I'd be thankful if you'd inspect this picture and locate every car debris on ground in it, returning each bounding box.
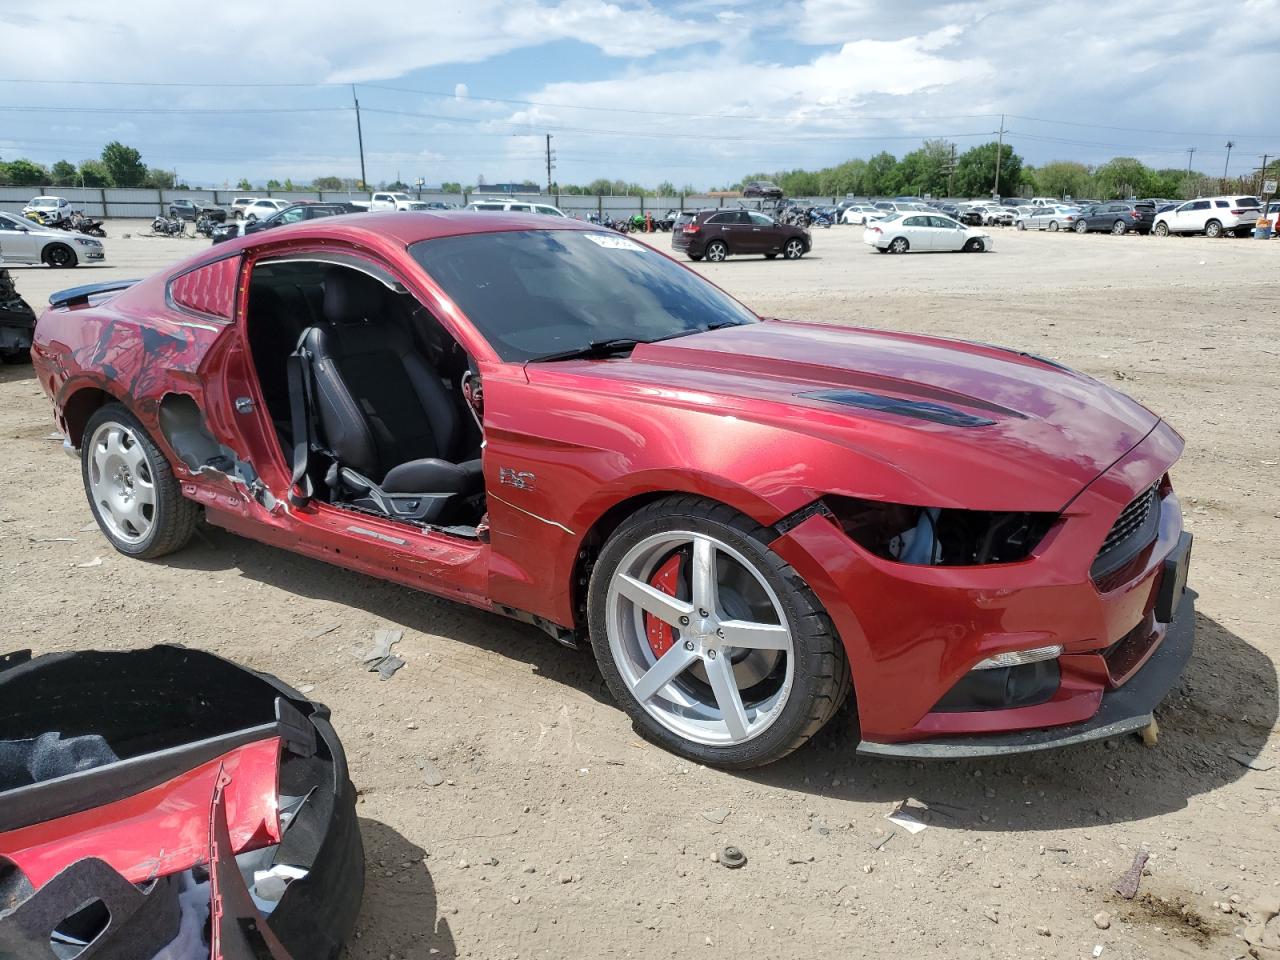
[0,645,364,959]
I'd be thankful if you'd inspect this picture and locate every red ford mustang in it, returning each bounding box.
[31,212,1193,768]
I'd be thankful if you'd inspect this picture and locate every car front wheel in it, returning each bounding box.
[81,404,199,559]
[963,238,985,252]
[1075,220,1088,234]
[783,238,805,259]
[43,243,77,268]
[588,495,851,768]
[1204,219,1222,238]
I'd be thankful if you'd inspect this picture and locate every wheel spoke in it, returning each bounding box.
[632,644,698,702]
[719,619,790,651]
[690,536,717,615]
[91,442,110,482]
[133,478,156,507]
[121,437,147,473]
[705,654,749,741]
[105,427,124,458]
[615,574,693,627]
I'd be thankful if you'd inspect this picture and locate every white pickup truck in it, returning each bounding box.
[368,192,416,211]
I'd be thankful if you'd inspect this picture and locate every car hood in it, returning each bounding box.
[559,320,1165,511]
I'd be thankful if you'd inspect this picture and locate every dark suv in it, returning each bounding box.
[742,180,783,200]
[671,209,810,262]
[167,198,227,222]
[1074,201,1155,235]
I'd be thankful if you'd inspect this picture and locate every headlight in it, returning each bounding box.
[823,496,1058,566]
[74,237,102,247]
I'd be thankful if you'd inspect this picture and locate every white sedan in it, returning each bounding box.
[0,211,105,267]
[242,198,291,222]
[863,213,993,253]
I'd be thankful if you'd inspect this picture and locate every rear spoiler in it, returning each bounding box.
[49,279,141,309]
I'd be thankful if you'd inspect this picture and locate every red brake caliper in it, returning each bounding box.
[645,553,684,657]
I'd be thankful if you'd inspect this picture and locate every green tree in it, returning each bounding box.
[143,167,175,189]
[0,158,48,185]
[1032,161,1090,200]
[895,139,953,196]
[78,159,110,187]
[50,160,78,186]
[100,141,146,187]
[953,142,1023,197]
[655,180,676,196]
[863,152,902,196]
[387,180,409,191]
[1147,167,1188,199]
[441,181,462,193]
[1091,157,1151,199]
[266,179,283,190]
[311,176,344,191]
[235,178,253,190]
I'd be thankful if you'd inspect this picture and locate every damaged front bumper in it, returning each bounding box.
[857,588,1195,758]
[0,645,364,959]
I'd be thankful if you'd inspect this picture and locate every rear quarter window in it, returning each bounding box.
[1234,197,1260,207]
[168,257,239,321]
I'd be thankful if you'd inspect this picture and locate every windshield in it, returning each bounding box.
[411,229,758,361]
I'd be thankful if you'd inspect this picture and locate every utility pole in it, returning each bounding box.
[946,143,956,197]
[1223,140,1234,181]
[352,85,367,191]
[1185,147,1196,174]
[992,114,1005,199]
[545,134,555,195]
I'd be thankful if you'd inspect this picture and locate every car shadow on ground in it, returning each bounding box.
[167,530,1274,833]
[745,607,1278,833]
[349,818,456,959]
[166,525,614,708]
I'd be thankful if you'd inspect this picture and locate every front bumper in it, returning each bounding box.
[858,587,1193,757]
[769,419,1190,753]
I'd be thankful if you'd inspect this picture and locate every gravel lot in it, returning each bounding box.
[2,220,1278,960]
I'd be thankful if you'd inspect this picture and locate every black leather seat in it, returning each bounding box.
[299,269,482,520]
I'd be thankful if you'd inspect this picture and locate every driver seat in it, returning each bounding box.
[298,268,482,522]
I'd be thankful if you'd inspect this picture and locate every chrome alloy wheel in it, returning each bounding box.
[87,421,156,544]
[605,531,794,746]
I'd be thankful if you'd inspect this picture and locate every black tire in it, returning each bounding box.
[1204,219,1222,238]
[587,495,852,769]
[688,253,703,261]
[783,238,805,259]
[888,236,909,253]
[764,253,778,259]
[705,240,728,262]
[81,403,199,559]
[1111,220,1128,235]
[1154,222,1169,237]
[1075,220,1088,234]
[43,243,77,268]
[963,238,984,252]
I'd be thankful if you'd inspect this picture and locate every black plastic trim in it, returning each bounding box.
[798,388,998,427]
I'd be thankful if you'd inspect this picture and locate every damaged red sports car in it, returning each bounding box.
[31,212,1194,768]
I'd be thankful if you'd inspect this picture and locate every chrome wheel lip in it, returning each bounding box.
[86,421,156,545]
[605,530,794,747]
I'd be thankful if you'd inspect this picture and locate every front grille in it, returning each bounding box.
[1091,482,1160,581]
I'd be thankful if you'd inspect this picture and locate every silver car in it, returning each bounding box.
[1015,205,1082,232]
[0,211,105,267]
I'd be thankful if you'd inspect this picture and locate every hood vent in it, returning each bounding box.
[799,389,997,427]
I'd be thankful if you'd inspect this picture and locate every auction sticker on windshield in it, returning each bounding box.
[585,233,642,250]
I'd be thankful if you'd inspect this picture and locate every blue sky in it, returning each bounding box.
[1,0,1277,189]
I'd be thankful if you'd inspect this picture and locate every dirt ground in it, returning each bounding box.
[2,220,1278,960]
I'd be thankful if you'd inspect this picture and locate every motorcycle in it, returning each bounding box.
[67,211,106,238]
[194,213,217,238]
[151,215,187,237]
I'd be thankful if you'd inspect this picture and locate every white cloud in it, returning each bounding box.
[454,83,469,100]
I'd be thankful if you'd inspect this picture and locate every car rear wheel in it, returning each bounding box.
[1016,221,1026,231]
[588,495,851,768]
[888,237,909,254]
[1111,220,1128,235]
[82,404,199,559]
[1075,220,1088,234]
[963,238,985,252]
[783,238,805,259]
[705,240,728,262]
[1048,221,1059,232]
[43,243,77,268]
[1153,222,1169,237]
[1204,219,1222,238]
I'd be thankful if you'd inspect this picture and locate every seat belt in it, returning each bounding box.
[286,339,315,506]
